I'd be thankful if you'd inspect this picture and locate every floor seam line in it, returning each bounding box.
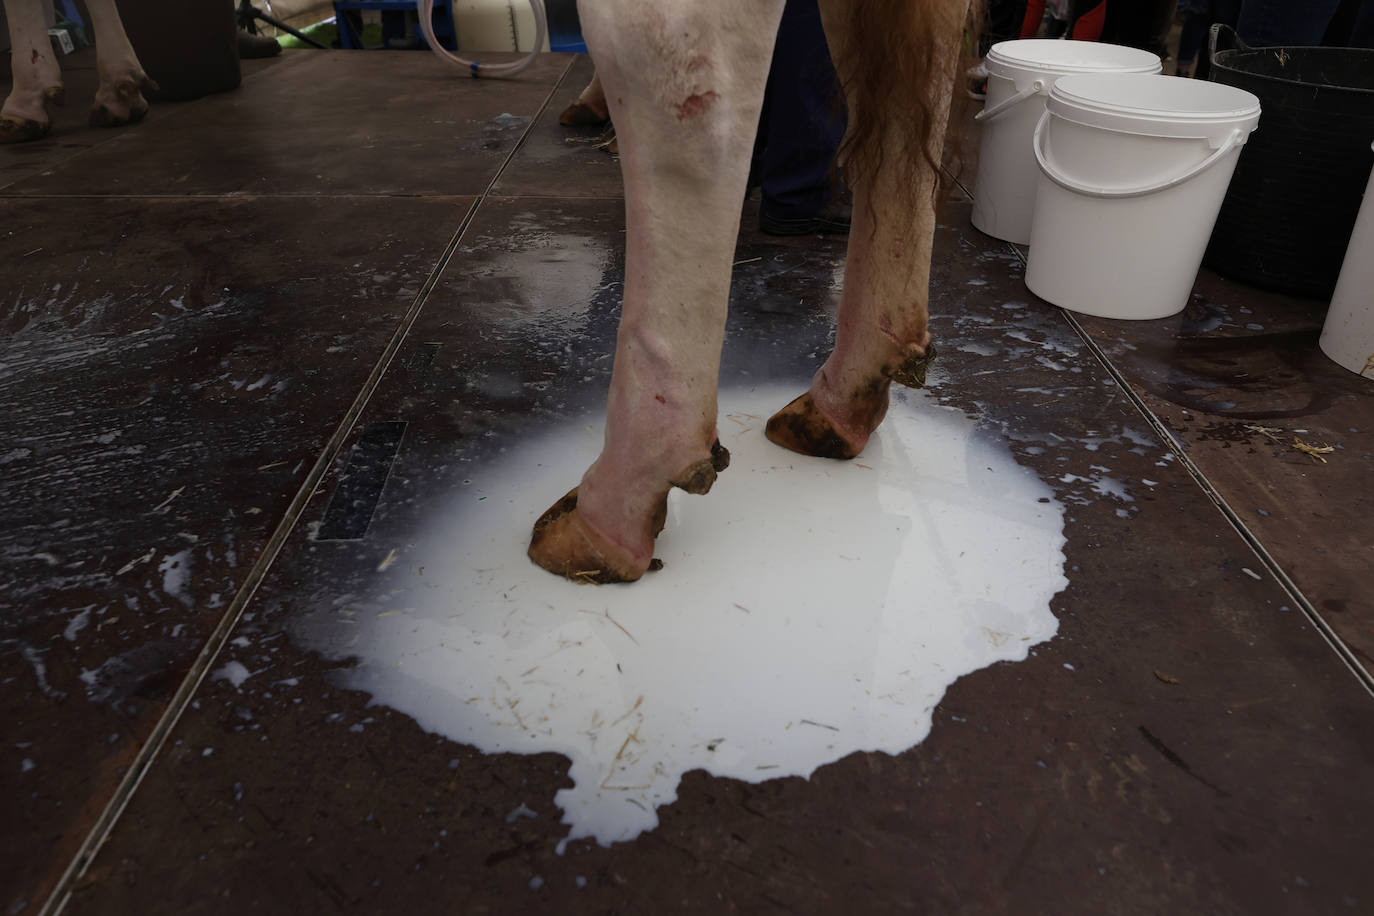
[482,55,580,197]
[995,238,1373,696]
[39,55,578,916]
[39,195,475,916]
[1033,273,1374,699]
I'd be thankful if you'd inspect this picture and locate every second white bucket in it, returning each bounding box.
[1025,74,1261,321]
[970,40,1161,245]
[1319,145,1374,380]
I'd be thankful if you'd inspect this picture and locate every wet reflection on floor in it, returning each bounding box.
[12,49,1374,916]
[291,384,1067,850]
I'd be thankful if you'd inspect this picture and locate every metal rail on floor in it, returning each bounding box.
[1053,302,1374,701]
[39,55,580,916]
[951,164,1374,701]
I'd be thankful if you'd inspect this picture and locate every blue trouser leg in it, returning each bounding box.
[757,0,847,219]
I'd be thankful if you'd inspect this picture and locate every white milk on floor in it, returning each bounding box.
[302,384,1068,850]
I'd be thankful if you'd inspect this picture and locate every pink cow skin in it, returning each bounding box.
[2,0,156,141]
[529,0,973,583]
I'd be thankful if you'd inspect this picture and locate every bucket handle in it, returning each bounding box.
[1033,111,1244,200]
[974,79,1048,123]
[1208,23,1251,65]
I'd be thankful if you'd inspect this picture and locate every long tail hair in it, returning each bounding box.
[829,0,983,201]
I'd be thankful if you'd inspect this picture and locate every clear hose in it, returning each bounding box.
[418,0,549,78]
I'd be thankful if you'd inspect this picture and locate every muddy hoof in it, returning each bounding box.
[558,100,610,128]
[88,104,120,127]
[89,98,148,128]
[889,341,937,388]
[89,75,157,128]
[593,126,618,155]
[668,440,731,494]
[0,86,62,143]
[710,438,731,473]
[765,393,865,460]
[0,116,52,143]
[528,489,649,584]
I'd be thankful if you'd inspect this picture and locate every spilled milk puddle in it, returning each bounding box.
[295,385,1068,850]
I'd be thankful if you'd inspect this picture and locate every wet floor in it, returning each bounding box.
[3,48,1372,916]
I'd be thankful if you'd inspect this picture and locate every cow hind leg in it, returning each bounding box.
[84,0,157,127]
[528,1,786,583]
[766,0,972,460]
[1,0,65,142]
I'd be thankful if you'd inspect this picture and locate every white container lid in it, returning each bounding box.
[1048,73,1261,144]
[985,39,1162,81]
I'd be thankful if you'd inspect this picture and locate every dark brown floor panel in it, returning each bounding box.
[0,194,472,913]
[1073,274,1374,679]
[4,49,572,198]
[0,47,294,192]
[65,198,1374,916]
[0,47,122,191]
[492,54,623,199]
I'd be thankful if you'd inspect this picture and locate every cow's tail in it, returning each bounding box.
[826,0,982,202]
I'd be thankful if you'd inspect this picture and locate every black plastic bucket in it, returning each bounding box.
[121,0,240,102]
[1204,24,1374,299]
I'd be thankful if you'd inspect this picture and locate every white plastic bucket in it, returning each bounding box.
[970,40,1161,245]
[1025,74,1261,320]
[1319,145,1374,380]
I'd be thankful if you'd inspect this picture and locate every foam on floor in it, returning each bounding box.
[301,385,1068,850]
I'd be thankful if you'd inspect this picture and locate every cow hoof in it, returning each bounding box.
[889,341,937,389]
[0,85,64,143]
[768,341,936,459]
[558,99,610,128]
[669,439,730,494]
[0,115,52,143]
[528,489,650,584]
[765,392,867,460]
[89,73,157,128]
[594,126,619,156]
[89,97,149,128]
[529,444,728,583]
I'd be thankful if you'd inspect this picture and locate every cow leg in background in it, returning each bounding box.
[83,0,157,127]
[1,0,64,141]
[767,0,970,459]
[558,69,609,127]
[529,1,786,583]
[0,0,155,141]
